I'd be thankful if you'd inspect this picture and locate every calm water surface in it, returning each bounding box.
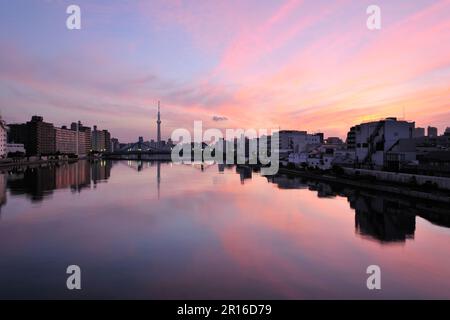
[0,160,449,299]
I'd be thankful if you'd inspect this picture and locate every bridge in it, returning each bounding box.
[104,137,172,160]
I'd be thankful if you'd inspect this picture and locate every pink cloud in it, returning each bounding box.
[1,1,450,141]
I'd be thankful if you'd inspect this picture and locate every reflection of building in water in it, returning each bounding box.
[267,175,337,197]
[189,162,216,172]
[0,173,7,216]
[267,175,308,190]
[306,181,336,198]
[236,166,252,184]
[126,160,145,172]
[55,161,91,192]
[6,160,113,201]
[217,164,236,173]
[91,160,112,186]
[350,194,416,243]
[123,160,165,199]
[265,173,449,244]
[8,166,57,201]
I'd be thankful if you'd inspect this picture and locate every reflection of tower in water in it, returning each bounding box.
[123,160,162,199]
[157,161,161,200]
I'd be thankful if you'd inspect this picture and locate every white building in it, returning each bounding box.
[307,153,334,170]
[354,117,414,169]
[0,115,8,159]
[288,136,352,169]
[332,149,356,167]
[279,130,322,154]
[288,148,336,170]
[6,143,26,155]
[307,134,322,145]
[288,152,309,165]
[385,139,417,171]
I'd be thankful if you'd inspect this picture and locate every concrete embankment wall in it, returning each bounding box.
[104,154,172,161]
[0,158,78,170]
[279,168,450,204]
[343,168,450,191]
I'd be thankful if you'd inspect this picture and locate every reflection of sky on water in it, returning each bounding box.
[0,161,449,299]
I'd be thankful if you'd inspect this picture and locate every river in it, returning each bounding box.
[0,160,449,299]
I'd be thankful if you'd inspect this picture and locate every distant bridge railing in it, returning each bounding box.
[105,149,172,156]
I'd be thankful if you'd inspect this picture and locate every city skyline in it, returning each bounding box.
[1,109,447,146]
[1,1,450,141]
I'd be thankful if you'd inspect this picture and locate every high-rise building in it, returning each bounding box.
[427,126,438,137]
[8,123,27,144]
[0,115,8,158]
[28,116,56,155]
[103,129,111,153]
[76,130,88,156]
[55,126,77,154]
[9,116,55,156]
[111,138,120,152]
[91,126,111,152]
[444,127,450,137]
[91,125,106,152]
[71,122,91,154]
[414,127,425,138]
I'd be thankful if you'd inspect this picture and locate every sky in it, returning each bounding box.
[1,0,450,142]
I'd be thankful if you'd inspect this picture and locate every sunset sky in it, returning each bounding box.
[1,0,449,141]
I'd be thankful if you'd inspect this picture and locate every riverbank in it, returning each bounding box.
[0,158,79,170]
[103,154,172,161]
[278,167,450,204]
